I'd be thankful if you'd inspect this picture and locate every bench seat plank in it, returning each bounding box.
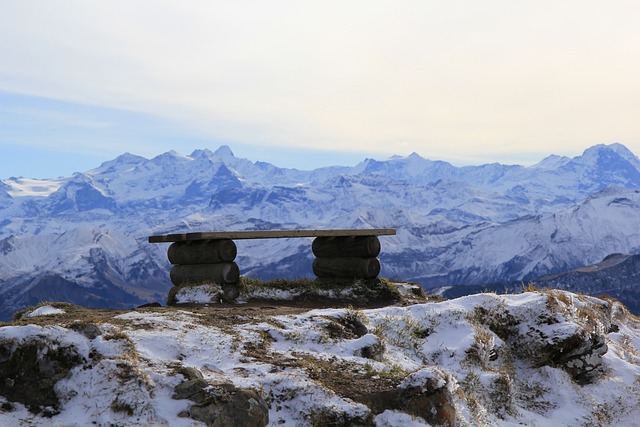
[149,228,396,243]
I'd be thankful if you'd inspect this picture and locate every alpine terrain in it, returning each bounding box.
[2,143,640,319]
[1,288,640,426]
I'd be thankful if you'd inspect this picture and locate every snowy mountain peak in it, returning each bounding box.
[88,153,147,178]
[609,141,636,155]
[530,154,572,169]
[188,148,215,159]
[150,150,190,166]
[48,174,116,213]
[106,152,146,166]
[579,143,637,164]
[609,142,640,169]
[213,145,236,160]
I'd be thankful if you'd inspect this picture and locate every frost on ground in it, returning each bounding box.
[1,290,640,426]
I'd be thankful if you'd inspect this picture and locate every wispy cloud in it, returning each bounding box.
[1,106,112,129]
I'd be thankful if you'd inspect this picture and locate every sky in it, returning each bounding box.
[1,1,640,179]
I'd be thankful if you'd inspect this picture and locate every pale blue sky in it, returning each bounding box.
[2,1,640,179]
[0,91,370,178]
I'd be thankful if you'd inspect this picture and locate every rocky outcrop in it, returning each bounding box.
[355,368,457,427]
[0,336,84,415]
[173,377,269,427]
[472,291,610,385]
[540,331,608,385]
[1,291,638,426]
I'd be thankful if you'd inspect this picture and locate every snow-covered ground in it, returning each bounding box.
[1,290,640,426]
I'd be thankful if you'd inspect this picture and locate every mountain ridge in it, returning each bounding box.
[2,143,640,318]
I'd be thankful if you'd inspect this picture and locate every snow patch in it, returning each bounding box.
[23,305,66,317]
[5,177,64,196]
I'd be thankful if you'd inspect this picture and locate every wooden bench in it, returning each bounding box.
[148,228,396,288]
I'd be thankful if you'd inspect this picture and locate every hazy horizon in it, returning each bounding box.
[2,1,640,178]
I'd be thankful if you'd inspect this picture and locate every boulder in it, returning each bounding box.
[0,338,84,415]
[68,322,104,340]
[542,332,608,384]
[173,380,269,427]
[355,368,456,427]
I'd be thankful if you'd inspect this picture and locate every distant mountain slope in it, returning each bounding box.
[403,187,640,286]
[431,253,640,313]
[531,253,640,313]
[2,143,640,318]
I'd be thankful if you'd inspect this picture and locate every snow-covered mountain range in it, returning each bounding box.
[2,143,640,319]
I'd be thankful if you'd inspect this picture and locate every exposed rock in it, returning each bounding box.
[324,313,369,342]
[355,368,456,427]
[470,292,609,385]
[68,322,103,340]
[355,335,386,361]
[173,380,269,427]
[310,407,374,427]
[177,366,204,381]
[339,313,368,337]
[401,385,456,426]
[222,283,240,303]
[173,379,217,402]
[543,332,608,384]
[0,338,84,415]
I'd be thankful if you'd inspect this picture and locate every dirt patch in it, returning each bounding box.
[297,353,401,397]
[3,300,363,328]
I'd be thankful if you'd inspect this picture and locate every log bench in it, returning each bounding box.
[148,229,396,293]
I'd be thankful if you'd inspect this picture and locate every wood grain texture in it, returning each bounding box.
[312,257,381,279]
[170,263,240,286]
[168,240,237,264]
[312,236,381,258]
[149,228,396,243]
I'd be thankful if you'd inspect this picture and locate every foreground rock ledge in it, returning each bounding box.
[1,289,639,426]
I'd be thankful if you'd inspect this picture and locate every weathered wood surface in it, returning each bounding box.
[312,236,381,258]
[168,240,237,265]
[170,263,240,286]
[312,257,381,279]
[149,228,396,243]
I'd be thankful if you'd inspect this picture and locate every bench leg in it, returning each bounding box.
[166,239,241,305]
[311,236,382,279]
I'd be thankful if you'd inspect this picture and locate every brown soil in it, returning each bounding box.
[2,299,414,402]
[4,299,393,327]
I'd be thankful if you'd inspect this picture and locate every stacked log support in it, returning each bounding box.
[167,239,240,288]
[312,236,382,279]
[170,263,240,285]
[168,239,237,265]
[150,229,397,304]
